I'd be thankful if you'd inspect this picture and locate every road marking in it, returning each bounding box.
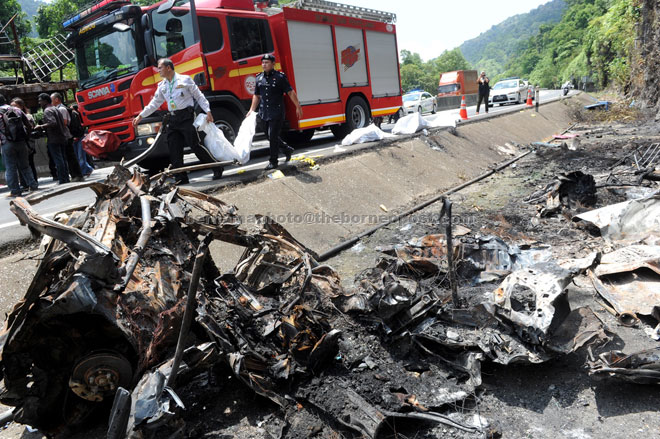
[0,210,58,230]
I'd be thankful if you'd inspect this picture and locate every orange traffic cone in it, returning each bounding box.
[459,95,468,120]
[526,88,533,106]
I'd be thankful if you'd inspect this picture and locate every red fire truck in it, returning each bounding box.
[64,0,402,166]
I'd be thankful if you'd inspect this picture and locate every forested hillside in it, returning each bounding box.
[18,0,43,36]
[503,0,638,89]
[18,0,43,18]
[397,0,568,94]
[459,0,566,78]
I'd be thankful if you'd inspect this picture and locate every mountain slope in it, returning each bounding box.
[17,0,44,37]
[18,0,43,18]
[459,0,566,77]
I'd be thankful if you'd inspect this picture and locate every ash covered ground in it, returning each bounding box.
[1,114,659,439]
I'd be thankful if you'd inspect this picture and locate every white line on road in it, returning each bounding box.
[0,211,58,230]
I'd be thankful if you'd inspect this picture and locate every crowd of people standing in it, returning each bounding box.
[0,92,95,197]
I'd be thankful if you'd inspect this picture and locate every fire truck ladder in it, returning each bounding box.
[22,34,75,83]
[290,0,396,23]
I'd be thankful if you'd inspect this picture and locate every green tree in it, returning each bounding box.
[36,0,87,38]
[584,0,639,89]
[500,0,633,89]
[399,48,472,94]
[0,0,31,40]
[400,49,422,66]
[434,48,471,73]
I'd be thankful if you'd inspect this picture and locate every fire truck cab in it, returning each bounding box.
[65,0,402,166]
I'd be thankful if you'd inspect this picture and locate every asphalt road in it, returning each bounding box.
[0,88,572,247]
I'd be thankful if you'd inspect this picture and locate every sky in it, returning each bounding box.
[342,0,552,61]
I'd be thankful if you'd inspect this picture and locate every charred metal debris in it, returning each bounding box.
[520,140,660,388]
[0,157,658,439]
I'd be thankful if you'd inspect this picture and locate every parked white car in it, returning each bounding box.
[403,91,437,114]
[488,78,530,107]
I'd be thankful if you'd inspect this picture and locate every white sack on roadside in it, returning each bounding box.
[392,112,430,134]
[392,111,458,135]
[426,111,458,128]
[341,124,395,146]
[194,114,241,162]
[234,112,257,164]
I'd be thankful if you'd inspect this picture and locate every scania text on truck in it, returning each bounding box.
[65,0,403,166]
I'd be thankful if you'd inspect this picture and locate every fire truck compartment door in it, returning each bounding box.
[365,31,399,97]
[335,27,368,88]
[287,21,339,105]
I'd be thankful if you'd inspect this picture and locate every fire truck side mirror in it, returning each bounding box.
[113,23,131,32]
[142,14,156,66]
[141,14,151,30]
[157,0,176,14]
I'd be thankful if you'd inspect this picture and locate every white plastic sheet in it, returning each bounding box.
[425,111,459,128]
[392,113,429,135]
[233,112,257,164]
[340,124,395,146]
[392,111,457,135]
[194,114,241,162]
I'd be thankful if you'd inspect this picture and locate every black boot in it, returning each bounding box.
[284,146,294,162]
[212,167,224,180]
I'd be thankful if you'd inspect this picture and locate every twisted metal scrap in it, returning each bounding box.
[0,166,243,434]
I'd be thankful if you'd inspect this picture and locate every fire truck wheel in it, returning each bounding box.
[283,129,315,145]
[331,95,369,139]
[212,107,241,143]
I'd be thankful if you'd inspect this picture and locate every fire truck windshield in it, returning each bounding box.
[77,24,141,89]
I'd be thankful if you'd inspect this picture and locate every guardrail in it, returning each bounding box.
[436,94,478,111]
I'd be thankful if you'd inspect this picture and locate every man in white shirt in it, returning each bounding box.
[133,58,221,183]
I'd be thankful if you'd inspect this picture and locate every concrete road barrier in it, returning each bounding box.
[207,93,594,267]
[436,94,477,111]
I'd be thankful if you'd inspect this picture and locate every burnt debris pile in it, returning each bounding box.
[1,123,660,439]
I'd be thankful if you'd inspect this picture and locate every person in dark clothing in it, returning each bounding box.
[133,58,222,184]
[34,93,70,184]
[247,53,303,170]
[69,104,94,176]
[10,98,38,188]
[51,92,84,182]
[0,93,38,197]
[476,71,490,114]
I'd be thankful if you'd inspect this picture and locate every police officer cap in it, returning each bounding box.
[261,53,276,62]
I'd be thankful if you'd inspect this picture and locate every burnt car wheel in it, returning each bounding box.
[69,351,133,402]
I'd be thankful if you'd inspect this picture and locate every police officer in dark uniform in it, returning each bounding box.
[247,53,303,170]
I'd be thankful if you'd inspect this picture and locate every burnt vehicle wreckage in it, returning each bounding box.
[0,131,659,438]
